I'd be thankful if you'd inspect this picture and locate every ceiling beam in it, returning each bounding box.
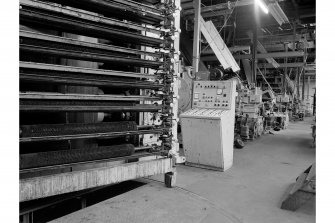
[182,0,250,11]
[202,51,310,61]
[183,9,233,20]
[182,0,254,15]
[234,33,315,45]
[201,45,251,55]
[258,62,305,68]
[264,41,315,51]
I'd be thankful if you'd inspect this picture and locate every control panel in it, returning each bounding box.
[192,81,233,110]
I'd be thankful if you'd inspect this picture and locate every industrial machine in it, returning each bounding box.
[19,0,183,218]
[235,86,264,140]
[180,80,237,171]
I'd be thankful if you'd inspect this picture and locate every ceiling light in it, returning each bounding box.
[268,1,289,25]
[255,0,269,14]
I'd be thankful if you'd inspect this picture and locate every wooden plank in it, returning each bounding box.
[20,158,173,202]
[200,17,240,72]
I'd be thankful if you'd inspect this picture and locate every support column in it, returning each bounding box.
[307,76,310,101]
[302,47,308,101]
[313,92,316,116]
[252,2,259,84]
[297,67,300,100]
[192,0,201,74]
[284,43,288,94]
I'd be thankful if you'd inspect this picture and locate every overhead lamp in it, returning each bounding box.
[268,1,289,25]
[255,0,269,14]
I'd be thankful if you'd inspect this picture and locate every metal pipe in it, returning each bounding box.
[19,104,162,112]
[283,43,288,94]
[20,92,161,101]
[252,2,259,84]
[20,129,168,142]
[192,0,201,75]
[307,76,310,101]
[302,49,307,100]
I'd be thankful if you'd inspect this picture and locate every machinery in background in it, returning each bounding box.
[234,83,292,143]
[180,80,237,171]
[209,66,239,81]
[235,86,264,141]
[300,99,313,117]
[271,94,290,130]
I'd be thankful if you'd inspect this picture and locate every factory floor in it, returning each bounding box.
[51,117,316,223]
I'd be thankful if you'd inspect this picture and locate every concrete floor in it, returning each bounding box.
[52,118,315,223]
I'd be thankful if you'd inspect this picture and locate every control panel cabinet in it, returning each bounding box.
[180,80,237,171]
[192,81,233,109]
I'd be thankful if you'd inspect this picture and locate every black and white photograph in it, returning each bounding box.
[2,0,333,222]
